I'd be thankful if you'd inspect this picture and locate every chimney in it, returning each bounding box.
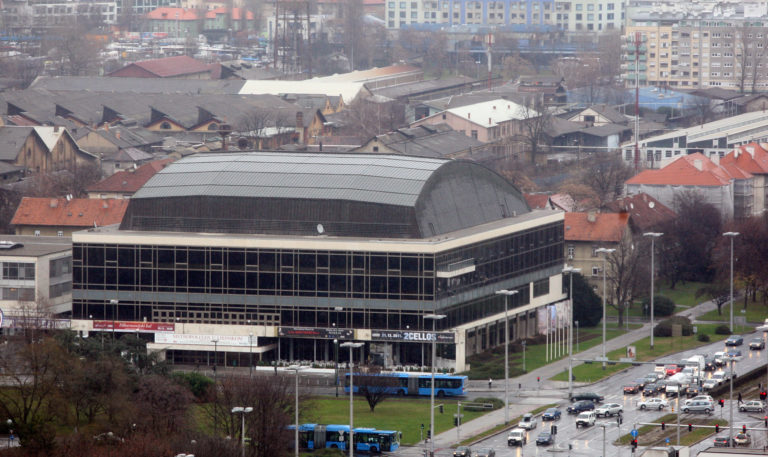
[467,112,471,119]
[296,111,304,128]
[53,125,59,133]
[116,131,121,139]
[587,211,597,223]
[489,117,492,125]
[693,159,703,171]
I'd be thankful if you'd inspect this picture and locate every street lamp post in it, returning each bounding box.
[595,247,615,369]
[563,265,581,398]
[334,338,340,398]
[729,358,735,445]
[6,419,11,448]
[495,289,518,424]
[287,365,307,457]
[424,313,446,455]
[723,232,739,333]
[231,406,253,457]
[340,342,364,457]
[575,321,579,352]
[249,333,254,378]
[212,338,219,433]
[643,232,663,349]
[109,299,118,344]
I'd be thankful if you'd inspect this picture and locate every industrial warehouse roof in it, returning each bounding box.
[122,152,531,238]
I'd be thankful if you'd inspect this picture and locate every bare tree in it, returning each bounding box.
[518,97,552,165]
[606,234,643,327]
[134,375,194,436]
[579,152,634,210]
[355,370,400,412]
[236,108,295,149]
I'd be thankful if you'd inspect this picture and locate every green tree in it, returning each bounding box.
[568,272,602,327]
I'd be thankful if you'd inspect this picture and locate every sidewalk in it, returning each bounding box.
[425,299,721,451]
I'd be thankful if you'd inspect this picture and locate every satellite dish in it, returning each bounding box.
[317,224,325,234]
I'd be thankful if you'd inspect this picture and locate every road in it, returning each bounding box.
[398,329,768,457]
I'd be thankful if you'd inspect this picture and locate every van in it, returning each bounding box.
[576,411,596,427]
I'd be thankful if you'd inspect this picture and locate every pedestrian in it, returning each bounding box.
[488,378,493,390]
[738,392,743,404]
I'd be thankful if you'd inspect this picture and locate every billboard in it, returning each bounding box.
[371,330,455,343]
[278,327,354,339]
[93,320,175,333]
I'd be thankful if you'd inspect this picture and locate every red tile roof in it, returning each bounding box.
[626,153,740,186]
[205,7,254,19]
[146,7,199,20]
[111,55,212,78]
[564,212,629,242]
[86,159,174,194]
[11,197,129,228]
[720,142,768,175]
[605,193,676,232]
[524,193,550,209]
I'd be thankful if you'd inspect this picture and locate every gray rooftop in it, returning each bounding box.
[30,76,246,94]
[0,126,34,161]
[0,235,71,257]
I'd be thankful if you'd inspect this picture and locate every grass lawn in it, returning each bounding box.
[464,323,641,380]
[302,397,492,445]
[550,323,750,383]
[613,281,707,320]
[616,413,728,447]
[699,299,768,324]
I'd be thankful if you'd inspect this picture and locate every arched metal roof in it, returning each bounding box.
[122,152,530,238]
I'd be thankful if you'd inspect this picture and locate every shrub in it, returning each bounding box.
[697,333,711,342]
[653,316,693,337]
[170,371,214,401]
[715,324,731,335]
[642,296,676,317]
[466,397,504,410]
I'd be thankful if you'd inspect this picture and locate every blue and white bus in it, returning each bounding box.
[289,424,401,453]
[344,372,468,397]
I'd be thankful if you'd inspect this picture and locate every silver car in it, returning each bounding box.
[739,401,765,413]
[682,400,713,414]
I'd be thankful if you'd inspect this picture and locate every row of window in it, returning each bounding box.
[3,262,35,281]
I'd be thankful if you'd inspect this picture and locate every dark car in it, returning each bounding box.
[624,384,641,394]
[454,446,472,457]
[725,335,744,346]
[749,338,766,350]
[472,448,496,457]
[686,385,702,397]
[536,432,554,446]
[643,383,661,396]
[703,357,717,372]
[713,437,732,447]
[570,392,604,403]
[567,400,595,414]
[633,378,648,389]
[541,408,561,421]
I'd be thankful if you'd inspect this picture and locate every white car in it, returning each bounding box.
[702,378,719,390]
[685,395,714,406]
[638,398,669,410]
[595,403,623,417]
[519,413,537,430]
[575,411,596,428]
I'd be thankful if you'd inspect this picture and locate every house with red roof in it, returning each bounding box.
[625,153,747,220]
[605,193,676,234]
[108,55,214,79]
[564,212,630,293]
[11,197,129,237]
[86,159,174,199]
[719,142,768,218]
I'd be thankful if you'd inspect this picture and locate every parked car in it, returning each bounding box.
[749,338,765,350]
[623,384,641,394]
[519,414,537,430]
[567,401,595,414]
[726,335,744,346]
[682,400,714,414]
[454,446,472,457]
[536,432,553,446]
[570,392,604,403]
[595,403,623,417]
[637,398,669,410]
[739,400,765,412]
[575,411,596,428]
[541,408,561,421]
[734,433,751,446]
[507,429,526,446]
[713,436,733,447]
[473,448,495,457]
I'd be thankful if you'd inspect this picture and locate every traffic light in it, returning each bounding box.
[551,425,558,435]
[764,416,767,427]
[426,430,431,439]
[743,425,747,433]
[715,424,720,433]
[661,422,666,430]
[631,439,638,450]
[688,424,693,432]
[439,404,444,414]
[760,391,767,401]
[719,399,725,408]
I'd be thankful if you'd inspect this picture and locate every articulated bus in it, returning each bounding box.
[289,424,401,453]
[344,372,468,397]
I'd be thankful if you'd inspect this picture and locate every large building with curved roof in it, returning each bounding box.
[71,152,566,371]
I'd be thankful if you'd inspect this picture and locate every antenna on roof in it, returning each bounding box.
[66,194,72,201]
[317,224,325,234]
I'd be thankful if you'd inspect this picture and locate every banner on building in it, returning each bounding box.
[371,330,455,344]
[155,333,255,347]
[278,326,354,339]
[93,320,175,333]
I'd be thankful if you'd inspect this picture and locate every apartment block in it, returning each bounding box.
[623,1,768,90]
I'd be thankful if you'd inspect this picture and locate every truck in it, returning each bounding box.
[685,355,705,374]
